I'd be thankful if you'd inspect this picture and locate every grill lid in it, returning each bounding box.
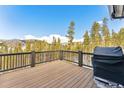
[94,46,123,57]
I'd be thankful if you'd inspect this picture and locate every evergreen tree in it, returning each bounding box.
[66,21,75,44]
[4,46,8,53]
[34,40,42,52]
[25,40,31,52]
[83,31,90,52]
[9,48,13,53]
[90,22,101,49]
[103,17,108,26]
[111,30,119,46]
[52,37,57,50]
[102,17,111,46]
[17,42,22,52]
[56,38,61,50]
[118,28,124,48]
[13,47,18,53]
[0,43,8,53]
[74,42,83,51]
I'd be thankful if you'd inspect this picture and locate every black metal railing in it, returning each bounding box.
[0,50,93,72]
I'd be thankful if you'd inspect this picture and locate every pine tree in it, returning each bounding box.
[9,48,13,53]
[102,17,108,26]
[13,47,18,53]
[102,17,111,46]
[0,43,8,53]
[4,46,8,53]
[43,41,49,51]
[90,22,101,50]
[25,40,31,52]
[34,40,42,52]
[118,28,124,48]
[66,21,75,44]
[17,42,22,52]
[111,30,119,46]
[56,38,61,50]
[52,37,57,50]
[75,42,83,51]
[83,31,90,52]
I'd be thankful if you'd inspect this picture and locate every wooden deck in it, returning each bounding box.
[0,61,96,88]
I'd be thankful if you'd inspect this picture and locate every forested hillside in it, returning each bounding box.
[0,18,124,54]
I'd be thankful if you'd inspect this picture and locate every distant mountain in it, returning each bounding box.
[0,39,25,48]
[0,39,70,48]
[0,39,47,48]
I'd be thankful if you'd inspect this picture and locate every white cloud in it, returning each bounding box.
[73,38,84,42]
[24,34,84,43]
[24,35,38,40]
[97,21,103,25]
[24,34,69,43]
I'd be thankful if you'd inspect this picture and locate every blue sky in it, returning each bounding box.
[0,5,124,40]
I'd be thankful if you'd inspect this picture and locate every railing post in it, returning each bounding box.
[59,50,63,60]
[78,51,83,67]
[31,51,36,67]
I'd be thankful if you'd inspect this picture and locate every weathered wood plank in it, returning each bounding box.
[42,66,82,88]
[0,61,95,88]
[0,61,65,87]
[14,63,73,88]
[61,68,90,88]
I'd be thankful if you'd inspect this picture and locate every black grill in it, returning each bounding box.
[92,46,124,86]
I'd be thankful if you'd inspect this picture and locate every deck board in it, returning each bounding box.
[0,60,96,88]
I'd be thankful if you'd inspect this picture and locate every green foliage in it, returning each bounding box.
[102,17,111,46]
[9,48,13,53]
[1,18,124,54]
[17,42,23,52]
[91,22,101,49]
[66,21,75,44]
[0,43,8,53]
[83,31,90,52]
[51,37,62,51]
[25,40,31,52]
[83,31,90,45]
[103,17,108,26]
[111,30,119,46]
[118,28,124,47]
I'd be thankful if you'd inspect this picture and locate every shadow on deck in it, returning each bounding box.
[0,60,96,88]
